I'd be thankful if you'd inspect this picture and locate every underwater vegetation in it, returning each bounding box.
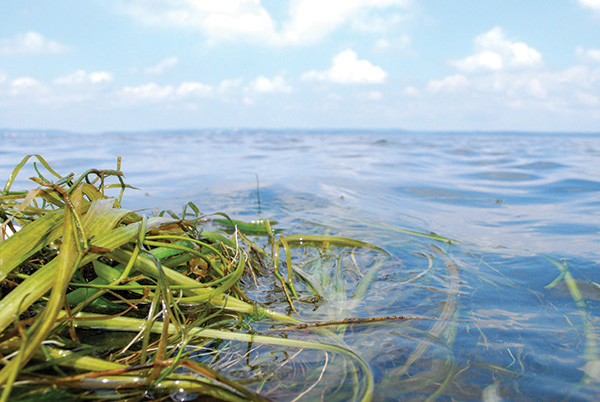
[0,155,599,401]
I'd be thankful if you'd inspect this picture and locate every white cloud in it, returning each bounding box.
[217,77,244,94]
[374,35,411,52]
[281,0,410,44]
[403,85,419,96]
[177,81,213,97]
[247,75,292,94]
[118,83,175,104]
[578,0,600,11]
[117,80,219,105]
[144,57,179,74]
[452,27,542,73]
[0,76,52,105]
[118,0,410,45]
[0,31,69,55]
[576,46,600,63]
[119,0,276,42]
[301,49,387,84]
[9,77,47,96]
[363,90,383,100]
[351,11,406,33]
[576,90,599,106]
[53,70,114,86]
[424,64,600,113]
[427,74,469,92]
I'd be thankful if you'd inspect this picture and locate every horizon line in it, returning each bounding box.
[2,127,600,136]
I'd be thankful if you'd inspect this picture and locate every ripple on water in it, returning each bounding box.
[516,161,565,170]
[401,186,502,207]
[467,171,539,181]
[536,178,600,194]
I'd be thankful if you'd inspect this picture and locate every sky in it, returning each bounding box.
[1,0,600,133]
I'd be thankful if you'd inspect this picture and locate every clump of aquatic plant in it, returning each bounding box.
[0,155,385,401]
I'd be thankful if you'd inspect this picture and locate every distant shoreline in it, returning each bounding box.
[2,128,600,137]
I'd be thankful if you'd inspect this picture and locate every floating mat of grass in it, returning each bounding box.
[0,155,390,401]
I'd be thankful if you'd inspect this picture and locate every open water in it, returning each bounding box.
[1,130,600,401]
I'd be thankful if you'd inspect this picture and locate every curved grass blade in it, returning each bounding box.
[214,218,281,236]
[71,312,374,402]
[281,234,390,256]
[544,256,600,394]
[0,209,64,282]
[0,189,81,388]
[0,213,170,335]
[2,154,62,195]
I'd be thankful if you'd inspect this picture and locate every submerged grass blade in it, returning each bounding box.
[282,234,390,256]
[71,312,374,402]
[544,256,600,390]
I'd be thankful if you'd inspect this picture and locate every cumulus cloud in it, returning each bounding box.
[374,35,411,52]
[363,90,383,100]
[301,49,387,84]
[118,83,176,104]
[217,77,244,94]
[177,81,213,97]
[279,0,410,45]
[118,81,217,104]
[144,57,179,74]
[427,74,469,92]
[118,0,276,42]
[8,77,47,96]
[425,64,600,112]
[451,27,542,73]
[53,70,114,86]
[0,31,69,55]
[576,46,600,63]
[578,0,600,11]
[403,85,419,96]
[117,0,410,45]
[0,71,114,106]
[247,75,292,94]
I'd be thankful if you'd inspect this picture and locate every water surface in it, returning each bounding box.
[2,130,600,401]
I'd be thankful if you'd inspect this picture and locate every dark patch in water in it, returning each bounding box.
[537,178,600,195]
[468,171,539,181]
[517,161,564,170]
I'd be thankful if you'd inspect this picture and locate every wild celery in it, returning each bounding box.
[0,155,385,401]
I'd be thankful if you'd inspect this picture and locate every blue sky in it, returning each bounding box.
[1,0,600,132]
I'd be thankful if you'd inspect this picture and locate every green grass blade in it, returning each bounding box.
[282,234,390,256]
[0,194,80,387]
[0,214,170,334]
[1,154,62,195]
[72,312,374,402]
[0,209,64,282]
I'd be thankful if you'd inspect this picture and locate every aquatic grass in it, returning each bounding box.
[376,243,461,400]
[1,156,390,401]
[544,256,600,398]
[3,155,536,401]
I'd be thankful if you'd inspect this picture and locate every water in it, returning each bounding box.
[2,130,600,401]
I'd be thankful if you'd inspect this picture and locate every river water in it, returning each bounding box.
[2,130,600,401]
